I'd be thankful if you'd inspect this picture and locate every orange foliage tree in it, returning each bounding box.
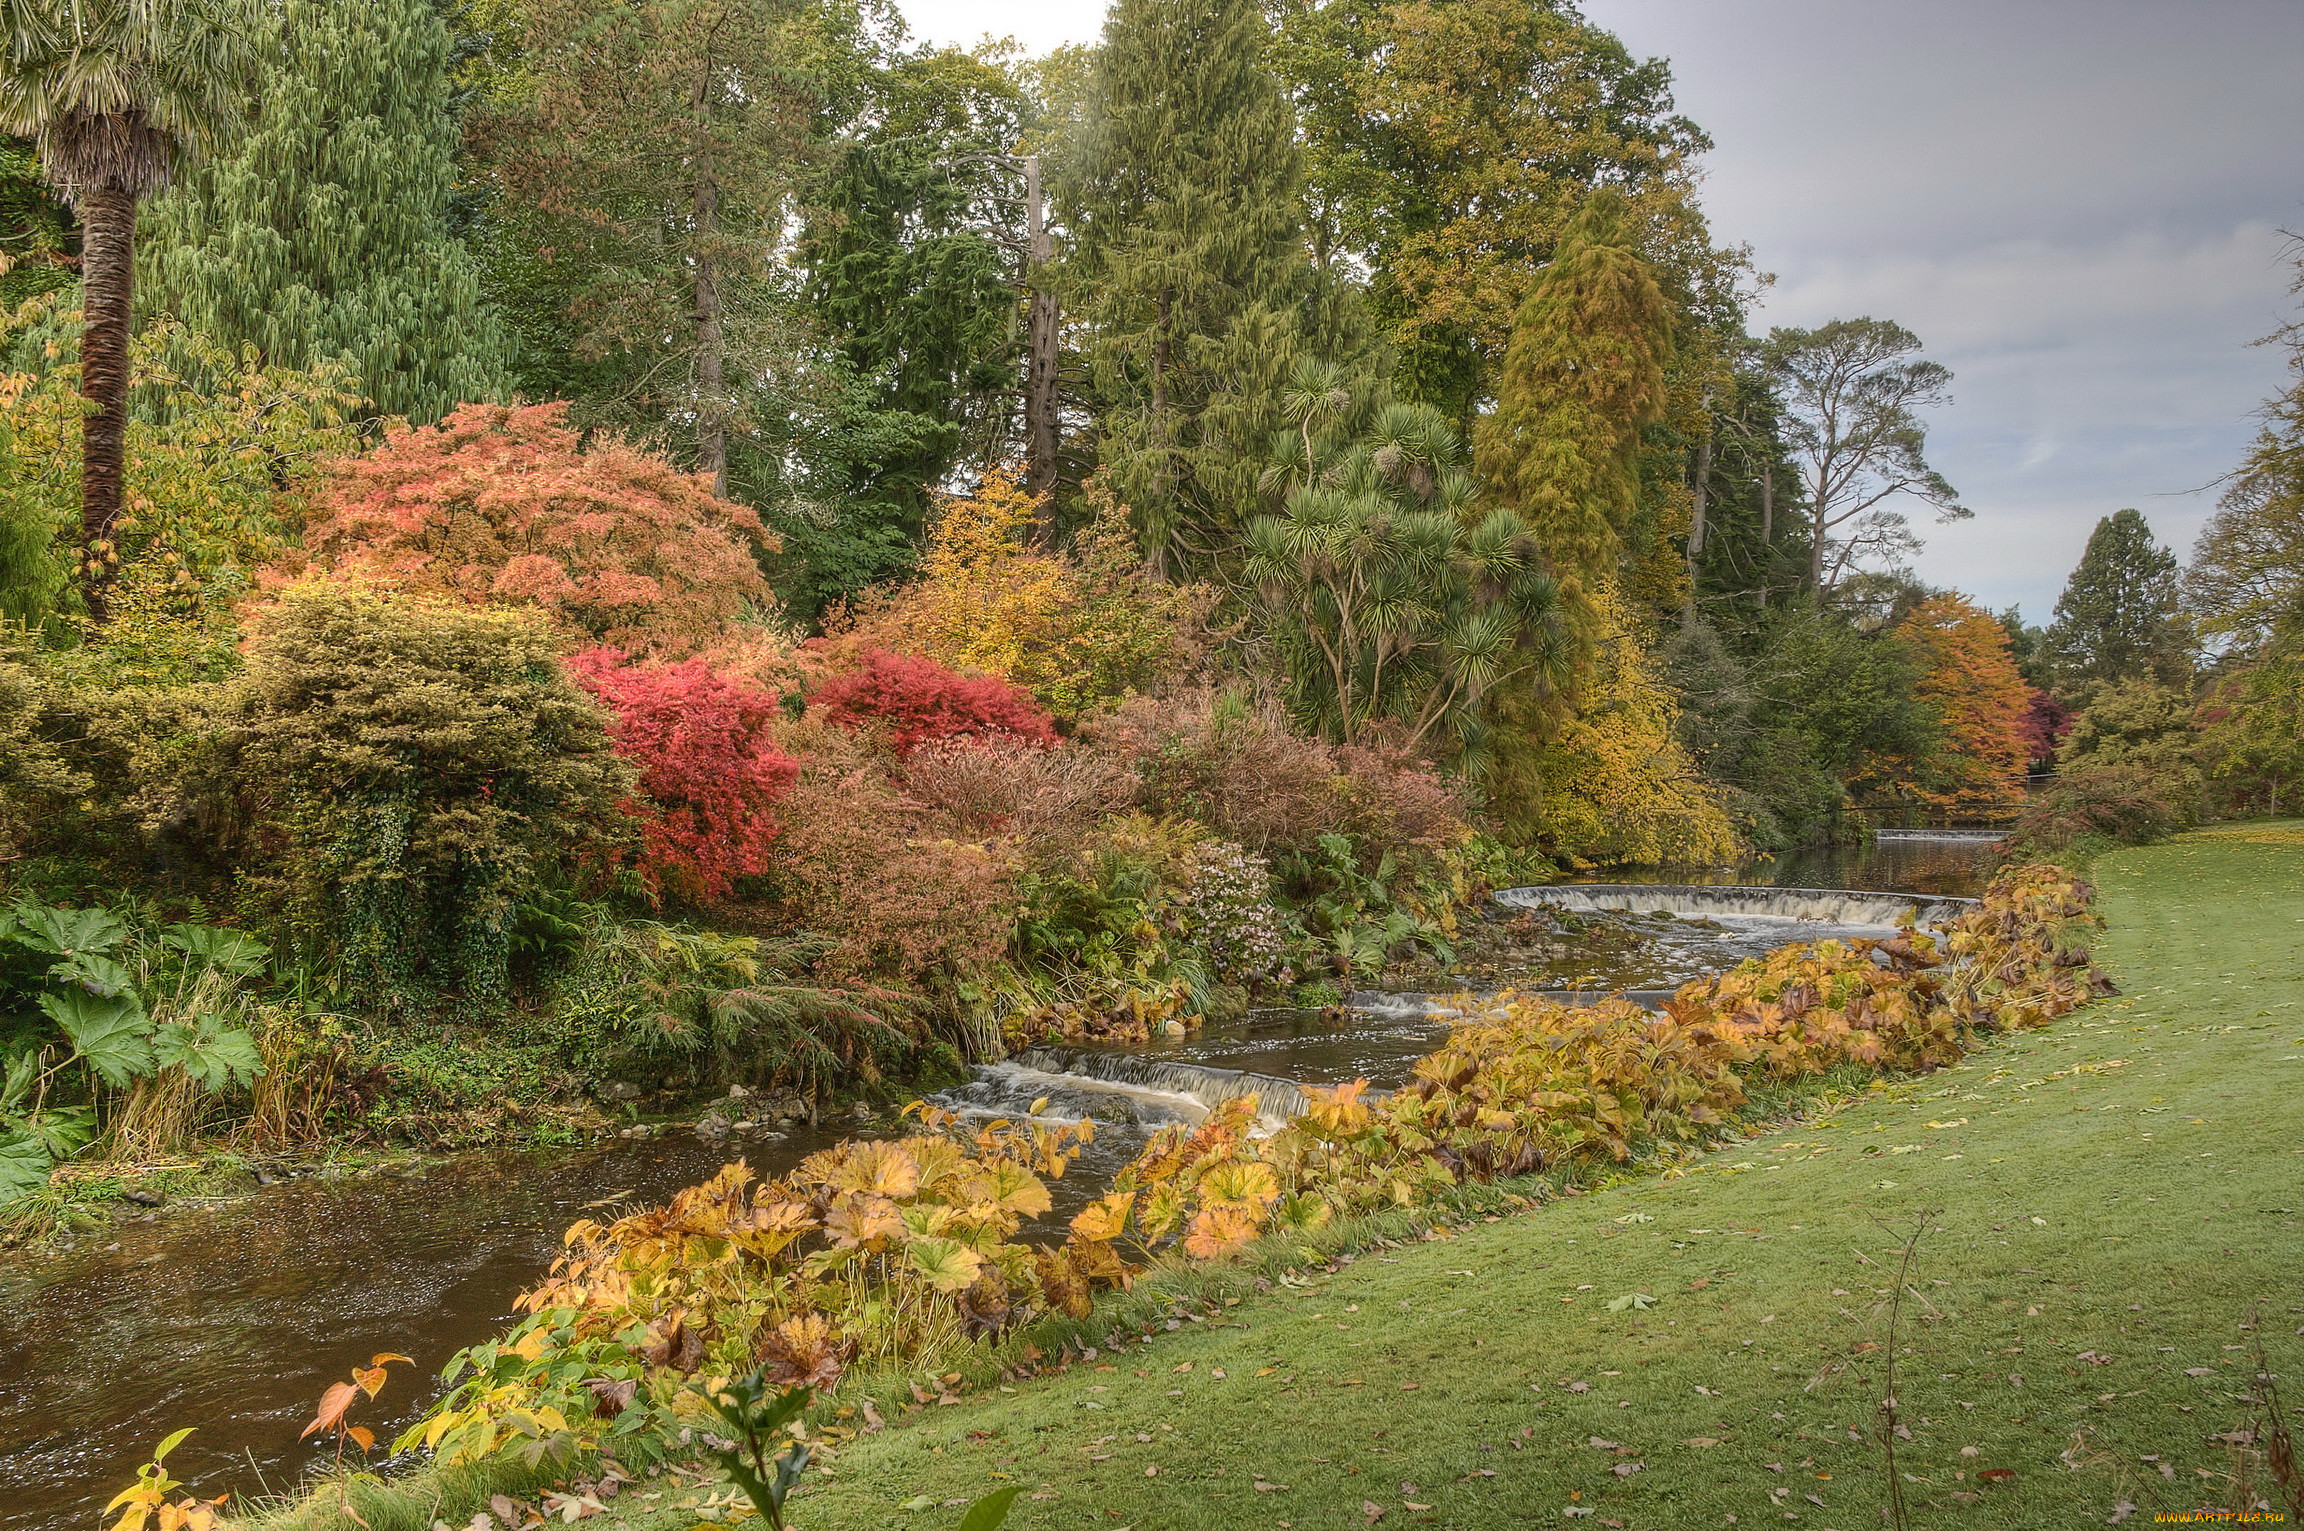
[296,402,773,653]
[1891,592,2032,804]
[839,467,1202,720]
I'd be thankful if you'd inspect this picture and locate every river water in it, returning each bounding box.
[0,839,1992,1527]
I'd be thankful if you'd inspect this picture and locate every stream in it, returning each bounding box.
[0,839,1993,1527]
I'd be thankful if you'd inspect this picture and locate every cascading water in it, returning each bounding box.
[1497,882,1975,928]
[938,1048,1311,1130]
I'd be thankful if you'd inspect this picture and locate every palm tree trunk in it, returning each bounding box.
[78,183,137,623]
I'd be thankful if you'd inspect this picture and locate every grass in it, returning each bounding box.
[236,831,2304,1529]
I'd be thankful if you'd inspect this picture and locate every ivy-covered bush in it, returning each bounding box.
[208,583,633,1011]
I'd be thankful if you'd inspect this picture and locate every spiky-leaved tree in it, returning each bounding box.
[1247,370,1569,763]
[0,0,255,619]
[139,0,508,424]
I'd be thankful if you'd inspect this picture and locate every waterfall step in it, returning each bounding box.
[1496,883,1975,929]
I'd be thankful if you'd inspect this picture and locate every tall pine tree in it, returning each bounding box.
[1060,0,1309,574]
[1473,189,1675,629]
[139,0,505,423]
[2043,507,2191,691]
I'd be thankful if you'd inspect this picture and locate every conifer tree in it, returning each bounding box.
[139,0,505,424]
[2043,508,2191,691]
[1060,0,1310,573]
[1473,189,1675,630]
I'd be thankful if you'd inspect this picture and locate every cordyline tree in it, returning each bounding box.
[139,0,507,424]
[1248,368,1570,760]
[470,0,824,497]
[0,0,257,620]
[298,402,774,654]
[1061,0,1310,573]
[1890,592,2033,806]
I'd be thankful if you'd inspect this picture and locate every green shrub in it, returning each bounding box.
[206,584,635,1013]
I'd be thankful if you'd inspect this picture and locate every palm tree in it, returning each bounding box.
[0,0,255,619]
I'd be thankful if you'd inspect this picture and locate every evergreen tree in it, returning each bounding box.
[778,47,1032,619]
[1060,0,1310,574]
[139,0,505,424]
[0,138,75,310]
[469,0,831,495]
[2042,508,2191,691]
[1473,189,1675,631]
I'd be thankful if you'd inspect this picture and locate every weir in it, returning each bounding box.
[1494,882,1976,929]
[1873,828,2008,844]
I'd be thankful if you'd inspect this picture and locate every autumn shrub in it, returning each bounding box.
[901,736,1138,858]
[2003,762,2182,862]
[178,584,634,1011]
[1500,586,1739,865]
[1087,687,1346,853]
[763,725,1019,991]
[566,648,799,904]
[297,401,774,654]
[837,468,1207,721]
[811,649,1059,757]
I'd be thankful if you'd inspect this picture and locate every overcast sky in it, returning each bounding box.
[897,0,2304,619]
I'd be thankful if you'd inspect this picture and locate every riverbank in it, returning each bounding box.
[335,826,2297,1530]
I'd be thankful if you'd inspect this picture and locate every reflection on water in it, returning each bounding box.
[5,837,1998,1530]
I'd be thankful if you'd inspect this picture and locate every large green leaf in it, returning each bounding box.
[0,1130,53,1205]
[162,923,271,978]
[17,904,129,958]
[957,1486,1023,1531]
[153,1015,265,1092]
[39,990,153,1087]
[51,951,136,998]
[3,1104,93,1162]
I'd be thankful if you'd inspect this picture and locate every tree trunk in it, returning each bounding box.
[1023,155,1060,521]
[1755,460,1773,611]
[1684,396,1713,618]
[693,169,727,499]
[1808,491,1826,595]
[77,183,136,623]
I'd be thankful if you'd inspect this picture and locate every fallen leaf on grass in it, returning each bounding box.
[1611,1461,1643,1477]
[1686,1437,1722,1447]
[1604,1292,1657,1312]
[1252,1481,1290,1493]
[1362,1500,1386,1523]
[1979,1468,2016,1483]
[1459,1470,1498,1480]
[1404,1503,1432,1512]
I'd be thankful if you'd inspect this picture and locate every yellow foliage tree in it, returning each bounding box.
[844,467,1205,720]
[1502,584,1739,865]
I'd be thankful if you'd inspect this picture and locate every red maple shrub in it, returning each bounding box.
[810,649,1058,756]
[567,647,798,903]
[297,402,773,653]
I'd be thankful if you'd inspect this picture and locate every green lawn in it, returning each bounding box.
[288,831,2304,1530]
